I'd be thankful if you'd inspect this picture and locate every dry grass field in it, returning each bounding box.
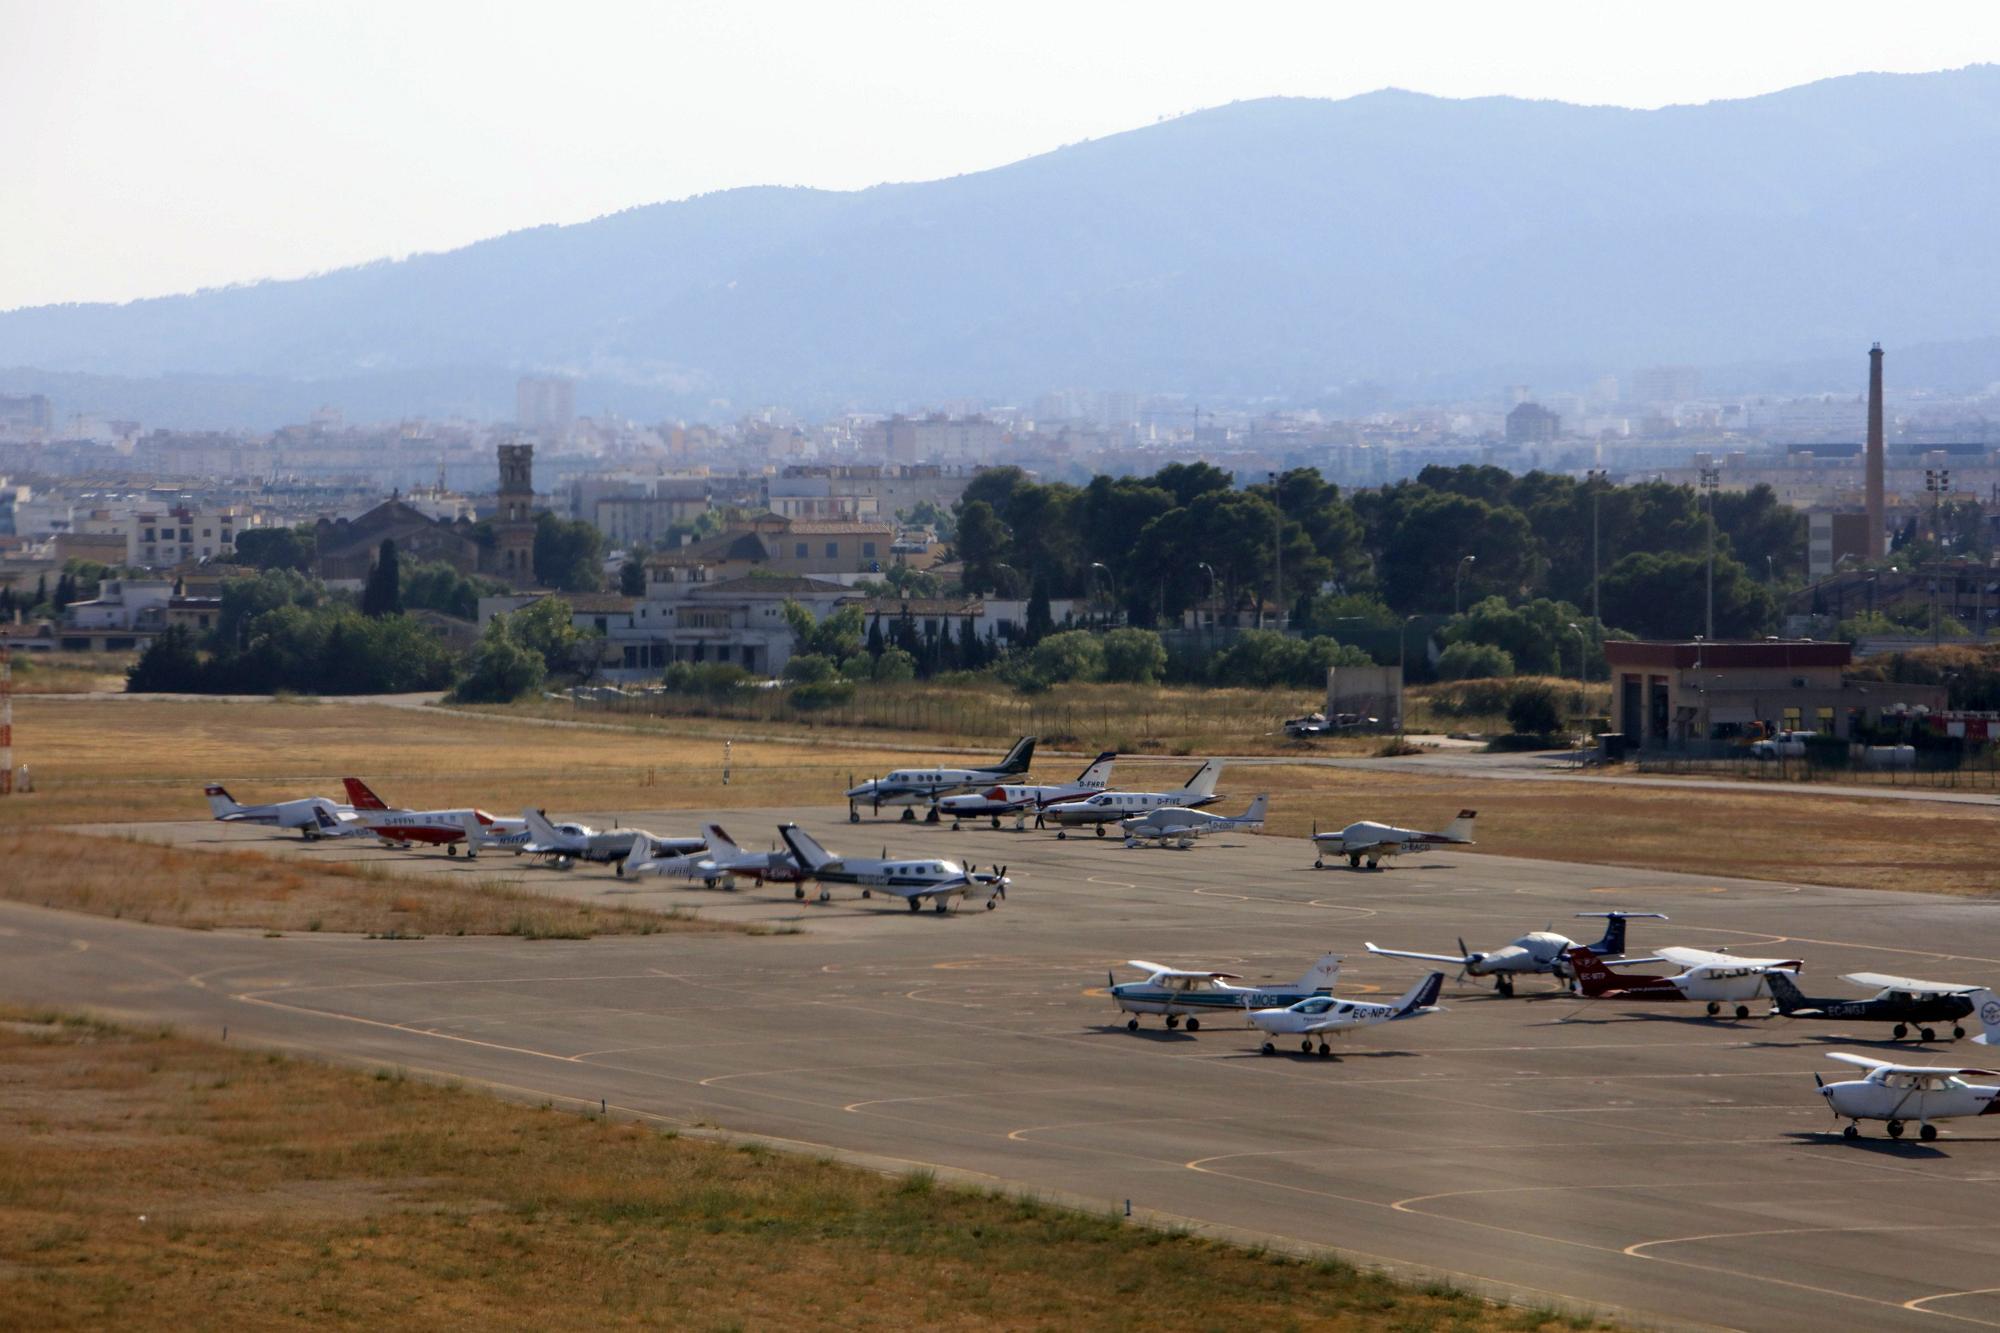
[0,1009,1599,1332]
[0,829,717,938]
[4,651,137,695]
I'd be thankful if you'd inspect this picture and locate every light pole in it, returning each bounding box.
[1586,468,1607,633]
[1398,613,1421,738]
[1196,561,1217,631]
[1453,554,1477,615]
[1569,620,1588,727]
[1268,471,1283,633]
[1699,466,1719,640]
[1926,469,1951,647]
[1089,561,1114,629]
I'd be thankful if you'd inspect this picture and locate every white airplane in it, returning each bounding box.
[844,737,1036,821]
[1817,1022,2000,1141]
[624,823,802,889]
[1567,945,1804,1018]
[519,809,705,872]
[1312,810,1476,869]
[1120,794,1268,849]
[341,778,525,857]
[1107,954,1344,1031]
[1250,971,1446,1057]
[1050,760,1226,838]
[1366,911,1668,996]
[203,782,365,839]
[777,823,1010,912]
[935,750,1117,829]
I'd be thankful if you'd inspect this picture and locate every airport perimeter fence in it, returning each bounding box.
[1635,747,2000,790]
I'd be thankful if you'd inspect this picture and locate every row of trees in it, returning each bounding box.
[233,513,606,593]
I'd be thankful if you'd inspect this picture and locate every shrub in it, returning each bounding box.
[1029,630,1105,683]
[452,619,544,703]
[1100,628,1167,684]
[1435,641,1516,681]
[662,662,753,696]
[872,647,917,682]
[1505,682,1562,735]
[782,653,842,685]
[789,678,856,710]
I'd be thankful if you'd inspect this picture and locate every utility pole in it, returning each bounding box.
[1699,466,1719,640]
[1453,554,1476,615]
[1926,468,1950,647]
[1586,468,1607,633]
[1268,471,1282,633]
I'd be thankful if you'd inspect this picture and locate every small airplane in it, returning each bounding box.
[1816,1039,2000,1141]
[624,823,802,889]
[1250,971,1446,1057]
[1768,971,1990,1042]
[1366,911,1668,996]
[1566,945,1804,1018]
[342,778,526,856]
[935,751,1117,829]
[776,823,1010,912]
[1107,954,1344,1031]
[1312,810,1476,870]
[519,809,705,872]
[204,782,366,840]
[1120,794,1268,849]
[844,737,1037,822]
[1049,760,1226,838]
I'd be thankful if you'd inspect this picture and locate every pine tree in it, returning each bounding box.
[957,615,981,669]
[1025,576,1054,644]
[867,614,886,659]
[52,573,75,612]
[361,539,403,617]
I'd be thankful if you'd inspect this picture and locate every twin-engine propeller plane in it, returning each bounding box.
[1769,971,1989,1042]
[1106,954,1344,1031]
[1312,810,1476,869]
[1816,1021,2000,1141]
[935,751,1117,829]
[777,824,1009,912]
[1050,760,1225,838]
[204,783,366,839]
[844,737,1036,822]
[1250,971,1446,1057]
[519,809,706,872]
[1565,945,1803,1018]
[1119,794,1267,849]
[1366,911,1667,996]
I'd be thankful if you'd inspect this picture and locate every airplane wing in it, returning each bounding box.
[1658,946,1802,970]
[1364,943,1474,966]
[1840,972,1981,995]
[1827,1052,2000,1077]
[1604,955,1667,968]
[1127,960,1242,980]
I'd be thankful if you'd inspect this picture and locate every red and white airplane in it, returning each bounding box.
[934,751,1117,828]
[1566,945,1803,1019]
[342,778,527,857]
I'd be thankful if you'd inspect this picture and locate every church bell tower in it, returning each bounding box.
[495,442,536,585]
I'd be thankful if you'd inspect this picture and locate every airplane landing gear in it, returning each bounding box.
[615,862,625,878]
[991,816,1001,830]
[1317,1042,1332,1058]
[1185,1018,1200,1032]
[1955,1024,1967,1039]
[860,889,871,898]
[1313,857,1324,869]
[1494,974,1514,998]
[1894,1023,1910,1039]
[1127,1017,1139,1031]
[1920,1123,1938,1141]
[848,803,860,824]
[1056,830,1068,840]
[446,844,458,857]
[1164,1014,1180,1029]
[1705,1001,1721,1017]
[1094,825,1106,838]
[1299,1038,1313,1054]
[925,806,940,824]
[1348,853,1361,868]
[951,821,962,832]
[816,888,831,904]
[1261,1041,1275,1056]
[1843,1123,1859,1140]
[907,898,921,913]
[1734,1004,1750,1019]
[1921,1027,1938,1043]
[1887,1120,1905,1139]
[1367,858,1380,870]
[934,901,948,914]
[901,807,917,822]
[794,886,805,900]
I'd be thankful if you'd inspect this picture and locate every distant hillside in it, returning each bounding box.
[6,66,2000,424]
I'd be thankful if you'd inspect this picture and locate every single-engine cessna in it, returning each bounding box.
[1816,1040,2000,1141]
[1050,760,1225,838]
[519,809,705,872]
[204,782,365,839]
[1120,794,1268,849]
[1107,954,1344,1030]
[1250,971,1446,1057]
[342,778,525,856]
[935,751,1117,829]
[844,737,1037,821]
[1312,810,1476,869]
[624,823,802,888]
[1366,911,1667,996]
[777,824,1009,912]
[1769,971,1989,1042]
[1566,945,1804,1018]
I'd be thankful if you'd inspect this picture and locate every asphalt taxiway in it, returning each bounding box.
[6,808,2000,1331]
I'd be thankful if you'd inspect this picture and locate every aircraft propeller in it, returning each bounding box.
[1455,937,1472,983]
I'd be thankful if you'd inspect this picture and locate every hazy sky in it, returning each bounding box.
[8,1,2000,311]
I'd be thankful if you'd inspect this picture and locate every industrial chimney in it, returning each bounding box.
[1866,343,1885,557]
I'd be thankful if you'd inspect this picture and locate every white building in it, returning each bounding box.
[124,505,256,568]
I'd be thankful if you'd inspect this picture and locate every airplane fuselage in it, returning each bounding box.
[1823,1077,2000,1124]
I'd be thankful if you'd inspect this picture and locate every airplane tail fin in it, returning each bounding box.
[1184,759,1224,799]
[524,808,562,844]
[342,778,390,811]
[1575,910,1666,958]
[1076,750,1117,788]
[1394,971,1446,1017]
[1237,794,1269,826]
[203,784,242,818]
[1971,989,2000,1046]
[995,736,1037,775]
[703,823,742,857]
[1765,970,1808,1014]
[1566,947,1619,996]
[313,807,340,834]
[777,823,836,873]
[457,811,485,850]
[1294,953,1343,994]
[1442,809,1477,844]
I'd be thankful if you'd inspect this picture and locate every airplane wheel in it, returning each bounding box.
[1095,826,1105,838]
[1734,1005,1750,1020]
[1165,1015,1179,1029]
[951,823,961,832]
[1313,858,1324,869]
[934,902,947,914]
[817,890,830,904]
[1185,1018,1200,1033]
[990,817,1001,830]
[1920,1123,1938,1141]
[1843,1124,1859,1140]
[1300,1039,1312,1053]
[901,808,916,822]
[1056,830,1067,840]
[1127,1018,1139,1031]
[860,889,872,899]
[1893,1023,1909,1039]
[1348,853,1360,868]
[447,845,458,857]
[1368,860,1380,870]
[615,862,625,878]
[1705,1001,1720,1017]
[849,810,860,824]
[985,899,996,910]
[1922,1028,1938,1043]
[1887,1120,1905,1139]
[794,887,805,900]
[1261,1042,1275,1056]
[907,899,920,913]
[1317,1043,1331,1058]
[1955,1025,1967,1039]
[1495,975,1514,997]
